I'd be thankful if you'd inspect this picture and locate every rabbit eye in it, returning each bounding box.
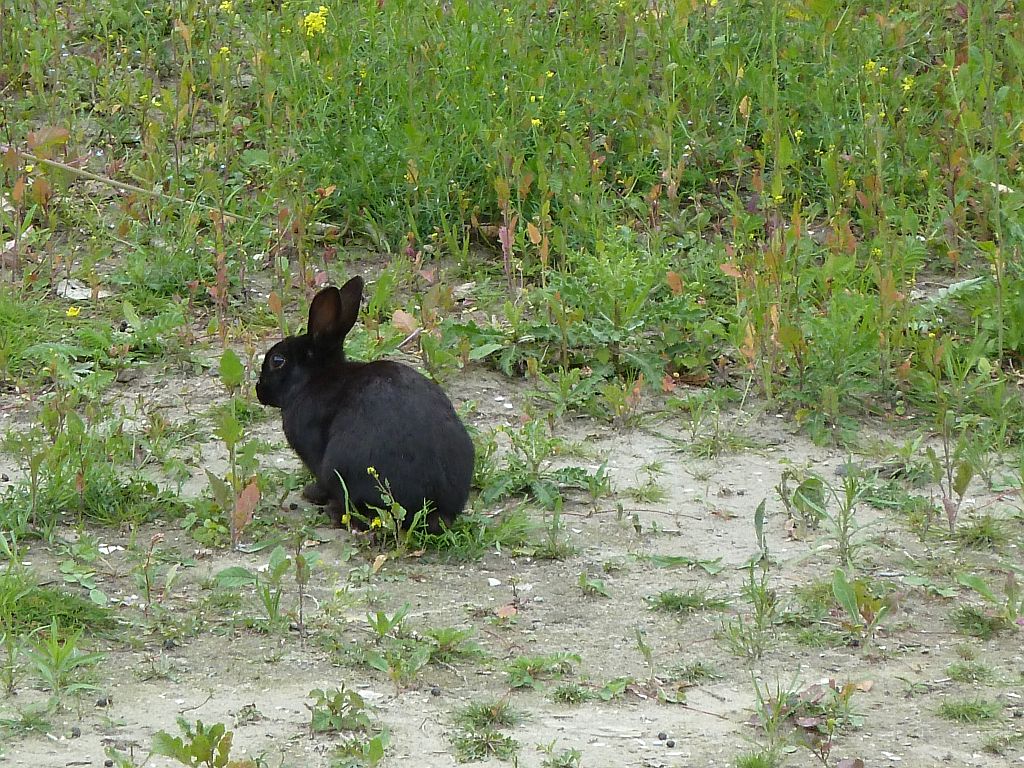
[269,353,286,370]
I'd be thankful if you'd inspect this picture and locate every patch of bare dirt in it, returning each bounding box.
[2,368,1023,768]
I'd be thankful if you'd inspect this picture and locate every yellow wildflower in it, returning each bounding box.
[901,76,914,92]
[370,517,383,529]
[863,59,876,74]
[531,118,541,127]
[66,306,81,317]
[300,6,328,37]
[219,0,233,11]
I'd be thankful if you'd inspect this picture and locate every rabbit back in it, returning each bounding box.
[282,359,474,531]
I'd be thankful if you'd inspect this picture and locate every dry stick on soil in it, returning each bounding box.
[179,692,215,714]
[3,144,341,239]
[0,143,258,225]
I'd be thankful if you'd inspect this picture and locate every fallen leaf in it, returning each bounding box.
[719,262,743,279]
[26,126,70,154]
[231,480,260,545]
[666,270,684,295]
[495,603,518,619]
[392,309,419,335]
[372,554,388,573]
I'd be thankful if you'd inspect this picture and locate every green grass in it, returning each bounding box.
[450,729,519,763]
[2,2,1024,758]
[647,588,731,614]
[951,605,1011,640]
[937,698,1003,723]
[0,568,114,637]
[671,660,721,685]
[453,699,522,731]
[550,682,595,705]
[956,515,1009,550]
[734,750,780,768]
[946,660,996,684]
[1,0,1020,434]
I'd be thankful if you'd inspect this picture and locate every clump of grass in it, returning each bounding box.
[450,698,522,763]
[956,515,1008,550]
[671,660,721,685]
[789,625,849,649]
[506,653,579,689]
[549,682,594,705]
[790,579,835,621]
[734,749,779,768]
[951,605,1010,640]
[983,732,1024,756]
[450,729,519,763]
[647,588,730,615]
[0,569,114,636]
[946,660,996,684]
[423,627,486,664]
[937,698,1002,723]
[453,699,522,731]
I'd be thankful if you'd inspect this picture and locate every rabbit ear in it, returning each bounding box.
[337,276,365,330]
[308,277,363,347]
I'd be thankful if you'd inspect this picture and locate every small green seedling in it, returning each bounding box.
[151,719,234,768]
[26,619,104,710]
[366,603,410,641]
[832,569,889,642]
[308,686,374,734]
[577,571,610,597]
[957,571,1023,627]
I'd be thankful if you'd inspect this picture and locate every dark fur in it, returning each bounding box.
[256,277,474,533]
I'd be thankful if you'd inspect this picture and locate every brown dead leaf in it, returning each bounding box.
[740,323,757,366]
[2,147,18,172]
[31,176,53,207]
[719,262,743,279]
[372,554,388,573]
[666,270,684,295]
[231,480,260,546]
[495,603,518,620]
[26,126,69,155]
[11,176,26,205]
[895,354,913,382]
[268,290,282,317]
[174,19,192,47]
[392,309,419,335]
[526,221,542,245]
[854,680,873,692]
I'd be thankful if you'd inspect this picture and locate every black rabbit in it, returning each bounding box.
[256,276,475,533]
